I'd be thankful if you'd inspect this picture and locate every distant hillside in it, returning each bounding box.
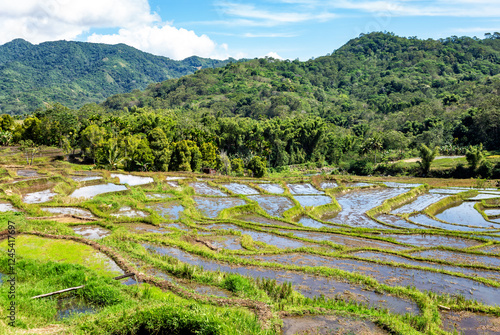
[101,32,500,148]
[0,39,236,114]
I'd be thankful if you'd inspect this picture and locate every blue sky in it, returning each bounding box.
[1,0,499,60]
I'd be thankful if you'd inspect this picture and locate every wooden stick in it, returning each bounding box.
[113,273,135,280]
[31,273,136,299]
[31,285,85,299]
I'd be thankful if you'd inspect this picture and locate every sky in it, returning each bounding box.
[1,0,499,61]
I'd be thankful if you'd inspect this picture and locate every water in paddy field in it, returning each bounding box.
[287,183,324,195]
[110,173,154,186]
[72,226,111,240]
[142,243,419,315]
[222,183,259,195]
[193,197,245,218]
[70,183,127,199]
[146,202,184,220]
[42,207,94,217]
[0,202,19,212]
[326,188,409,228]
[242,253,500,306]
[293,195,332,208]
[247,195,294,217]
[110,206,149,218]
[258,183,285,194]
[282,315,388,335]
[391,193,448,214]
[16,169,40,177]
[436,202,499,228]
[204,223,311,249]
[189,182,227,196]
[23,189,58,204]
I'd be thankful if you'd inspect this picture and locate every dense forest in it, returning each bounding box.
[0,39,236,114]
[2,32,500,177]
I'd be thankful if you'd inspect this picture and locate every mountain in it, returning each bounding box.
[100,32,500,149]
[0,39,237,114]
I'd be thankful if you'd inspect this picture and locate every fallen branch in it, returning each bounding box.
[32,273,135,299]
[31,285,85,299]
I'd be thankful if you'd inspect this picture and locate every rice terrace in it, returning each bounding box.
[0,148,499,335]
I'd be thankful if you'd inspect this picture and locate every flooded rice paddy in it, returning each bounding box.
[110,173,154,186]
[194,197,245,218]
[146,202,184,220]
[242,253,500,305]
[23,189,58,204]
[70,183,127,199]
[222,183,259,195]
[288,183,324,195]
[325,188,409,228]
[142,243,419,314]
[282,314,388,335]
[189,182,227,196]
[42,207,94,217]
[247,195,294,217]
[71,226,111,240]
[258,183,285,194]
[0,202,19,212]
[5,168,500,332]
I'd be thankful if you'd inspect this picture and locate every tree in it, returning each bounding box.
[465,143,485,172]
[80,124,107,164]
[246,156,267,178]
[231,158,244,176]
[418,144,439,175]
[217,151,232,175]
[360,134,383,164]
[19,140,40,165]
[149,127,170,171]
[0,130,13,146]
[200,142,218,168]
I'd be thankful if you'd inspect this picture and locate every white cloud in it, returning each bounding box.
[265,51,284,59]
[88,24,230,60]
[0,0,158,44]
[0,0,229,60]
[213,1,336,27]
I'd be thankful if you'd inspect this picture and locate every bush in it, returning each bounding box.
[246,156,267,178]
[477,160,493,179]
[348,159,374,176]
[222,274,251,293]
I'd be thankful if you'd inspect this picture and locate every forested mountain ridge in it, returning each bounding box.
[102,32,500,149]
[0,39,236,114]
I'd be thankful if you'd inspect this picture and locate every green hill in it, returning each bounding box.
[0,39,236,114]
[101,32,500,149]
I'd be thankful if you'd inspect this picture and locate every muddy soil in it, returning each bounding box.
[441,310,500,335]
[281,314,388,335]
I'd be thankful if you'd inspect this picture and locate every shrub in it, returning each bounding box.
[477,160,493,179]
[348,159,374,176]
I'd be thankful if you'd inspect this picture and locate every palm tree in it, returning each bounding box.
[418,144,439,176]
